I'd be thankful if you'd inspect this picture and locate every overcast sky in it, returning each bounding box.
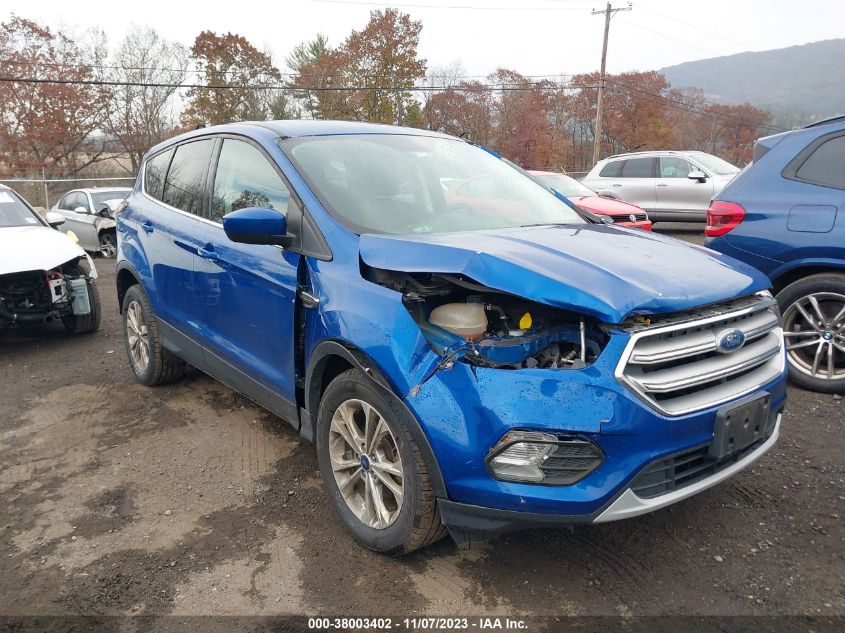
[17,0,845,78]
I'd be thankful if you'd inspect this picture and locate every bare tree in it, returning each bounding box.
[107,26,188,171]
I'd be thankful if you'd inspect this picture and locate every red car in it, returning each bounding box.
[529,170,653,230]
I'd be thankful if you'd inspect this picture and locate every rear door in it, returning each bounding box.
[189,136,300,415]
[656,156,715,218]
[609,157,656,211]
[141,138,216,362]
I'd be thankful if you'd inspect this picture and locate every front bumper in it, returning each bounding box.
[438,413,781,539]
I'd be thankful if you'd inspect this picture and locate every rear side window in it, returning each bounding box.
[599,161,623,177]
[793,135,845,190]
[210,139,290,223]
[162,139,215,215]
[621,158,655,178]
[144,149,173,201]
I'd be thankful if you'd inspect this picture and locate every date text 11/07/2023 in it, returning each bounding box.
[307,617,528,630]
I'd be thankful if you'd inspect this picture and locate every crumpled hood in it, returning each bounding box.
[0,226,87,275]
[359,224,771,323]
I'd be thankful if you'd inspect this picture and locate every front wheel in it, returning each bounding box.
[777,273,845,393]
[99,231,117,258]
[316,368,446,554]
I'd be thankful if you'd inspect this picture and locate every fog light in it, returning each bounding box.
[486,430,604,485]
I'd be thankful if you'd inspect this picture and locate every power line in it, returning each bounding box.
[637,5,755,50]
[308,0,596,9]
[0,74,786,132]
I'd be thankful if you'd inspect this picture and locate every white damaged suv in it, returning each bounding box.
[0,185,101,334]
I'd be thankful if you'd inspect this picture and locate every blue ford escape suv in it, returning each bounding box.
[116,121,787,554]
[706,116,845,394]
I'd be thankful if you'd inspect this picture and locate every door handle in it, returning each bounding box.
[198,247,218,261]
[611,183,622,187]
[657,183,669,187]
[142,221,154,234]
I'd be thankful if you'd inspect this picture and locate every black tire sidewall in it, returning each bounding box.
[316,371,420,553]
[122,285,156,384]
[777,273,845,393]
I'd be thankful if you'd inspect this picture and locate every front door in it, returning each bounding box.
[191,137,300,417]
[57,191,98,250]
[655,156,715,217]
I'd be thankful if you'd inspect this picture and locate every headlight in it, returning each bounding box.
[65,230,80,245]
[486,430,604,485]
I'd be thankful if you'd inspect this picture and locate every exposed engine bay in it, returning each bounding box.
[368,268,608,369]
[0,258,94,329]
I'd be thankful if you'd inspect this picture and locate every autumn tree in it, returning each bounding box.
[107,26,188,172]
[293,9,426,124]
[0,16,110,178]
[182,31,281,126]
[287,34,329,119]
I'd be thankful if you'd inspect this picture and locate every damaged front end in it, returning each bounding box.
[368,267,609,375]
[0,257,97,330]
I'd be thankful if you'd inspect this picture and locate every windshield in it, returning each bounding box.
[283,134,584,235]
[693,153,739,176]
[91,190,130,210]
[534,173,595,198]
[0,189,44,228]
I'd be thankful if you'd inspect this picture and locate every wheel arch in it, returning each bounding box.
[305,339,448,498]
[116,262,141,314]
[771,260,845,295]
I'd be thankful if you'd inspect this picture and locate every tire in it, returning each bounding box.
[99,230,117,258]
[776,273,845,394]
[121,284,186,386]
[316,368,447,555]
[61,264,101,335]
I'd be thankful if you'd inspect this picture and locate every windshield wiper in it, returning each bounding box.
[517,222,571,228]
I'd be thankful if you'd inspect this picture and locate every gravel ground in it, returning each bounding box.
[1,226,843,624]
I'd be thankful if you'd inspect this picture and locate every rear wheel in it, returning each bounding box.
[316,369,446,554]
[777,273,845,393]
[122,284,186,385]
[61,264,101,335]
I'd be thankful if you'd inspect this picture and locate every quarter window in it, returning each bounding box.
[659,157,694,178]
[144,149,173,201]
[599,161,623,177]
[794,135,845,190]
[621,158,655,178]
[210,139,290,224]
[162,139,215,216]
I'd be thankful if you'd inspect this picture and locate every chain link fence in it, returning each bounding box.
[0,176,137,211]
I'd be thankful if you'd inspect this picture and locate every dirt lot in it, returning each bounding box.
[1,227,843,625]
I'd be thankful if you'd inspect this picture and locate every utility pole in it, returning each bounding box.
[591,1,632,166]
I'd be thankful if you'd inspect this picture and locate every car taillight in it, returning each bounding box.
[706,201,746,237]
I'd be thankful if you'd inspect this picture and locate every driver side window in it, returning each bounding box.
[659,157,694,178]
[62,192,89,212]
[210,139,290,224]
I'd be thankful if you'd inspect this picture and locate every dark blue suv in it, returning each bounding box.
[706,116,845,394]
[116,121,786,553]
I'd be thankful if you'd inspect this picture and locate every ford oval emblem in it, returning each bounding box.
[716,328,746,354]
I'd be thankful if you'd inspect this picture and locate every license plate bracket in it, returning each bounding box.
[710,393,771,460]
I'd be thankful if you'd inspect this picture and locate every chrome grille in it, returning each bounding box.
[617,293,785,416]
[610,212,647,222]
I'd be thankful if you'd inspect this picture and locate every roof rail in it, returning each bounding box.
[803,114,845,129]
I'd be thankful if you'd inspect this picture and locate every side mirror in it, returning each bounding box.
[688,170,708,183]
[223,207,290,246]
[45,211,66,228]
[73,206,89,214]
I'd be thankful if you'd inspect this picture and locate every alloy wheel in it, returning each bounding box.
[782,291,845,383]
[126,300,150,374]
[100,233,116,258]
[328,398,404,529]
